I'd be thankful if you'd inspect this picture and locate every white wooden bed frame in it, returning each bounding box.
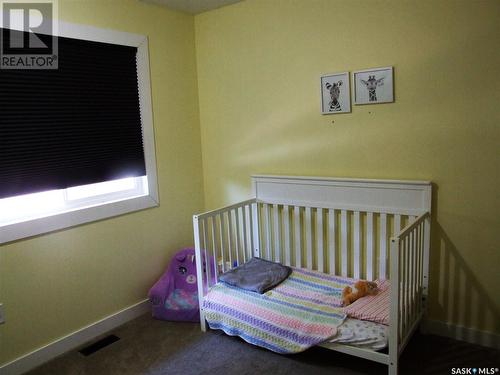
[193,175,432,375]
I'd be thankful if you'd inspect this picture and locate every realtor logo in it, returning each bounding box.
[1,0,58,69]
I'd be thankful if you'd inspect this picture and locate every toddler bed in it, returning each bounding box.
[193,175,432,375]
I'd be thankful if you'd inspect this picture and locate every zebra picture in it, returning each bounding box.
[353,66,394,105]
[325,81,343,111]
[320,72,351,114]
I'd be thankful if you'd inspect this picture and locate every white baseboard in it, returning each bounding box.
[0,299,150,375]
[425,319,500,350]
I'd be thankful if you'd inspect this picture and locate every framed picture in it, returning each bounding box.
[353,66,394,105]
[320,72,351,114]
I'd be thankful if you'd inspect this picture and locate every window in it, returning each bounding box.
[0,21,158,244]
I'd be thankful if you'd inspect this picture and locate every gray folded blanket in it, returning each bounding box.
[219,257,292,294]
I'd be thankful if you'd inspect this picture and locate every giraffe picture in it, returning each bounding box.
[320,72,351,114]
[353,66,394,105]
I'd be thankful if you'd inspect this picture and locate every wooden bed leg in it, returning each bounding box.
[200,312,207,332]
[388,337,399,375]
[388,359,398,375]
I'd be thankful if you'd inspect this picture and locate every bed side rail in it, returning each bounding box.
[389,211,430,358]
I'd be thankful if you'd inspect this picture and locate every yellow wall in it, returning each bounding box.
[0,0,204,365]
[195,0,500,335]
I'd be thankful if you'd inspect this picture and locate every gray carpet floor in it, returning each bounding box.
[27,314,499,375]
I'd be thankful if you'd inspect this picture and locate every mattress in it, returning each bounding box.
[203,267,389,353]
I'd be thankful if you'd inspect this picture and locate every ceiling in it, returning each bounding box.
[141,0,244,14]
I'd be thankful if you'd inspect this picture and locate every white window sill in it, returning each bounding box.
[0,192,158,244]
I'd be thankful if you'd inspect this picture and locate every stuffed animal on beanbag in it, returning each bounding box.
[342,280,379,306]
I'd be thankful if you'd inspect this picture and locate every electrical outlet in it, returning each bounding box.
[0,303,5,324]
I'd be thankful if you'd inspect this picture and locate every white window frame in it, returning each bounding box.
[0,21,159,244]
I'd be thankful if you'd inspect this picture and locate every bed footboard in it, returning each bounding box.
[193,198,259,331]
[389,212,431,374]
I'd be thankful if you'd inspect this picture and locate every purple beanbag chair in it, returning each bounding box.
[149,248,215,322]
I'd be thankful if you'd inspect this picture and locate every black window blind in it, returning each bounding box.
[0,30,146,199]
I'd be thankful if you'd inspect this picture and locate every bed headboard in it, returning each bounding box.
[252,175,431,216]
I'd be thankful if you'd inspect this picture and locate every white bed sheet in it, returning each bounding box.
[329,318,388,351]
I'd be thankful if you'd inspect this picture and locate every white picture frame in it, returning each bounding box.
[320,72,351,114]
[353,66,394,105]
